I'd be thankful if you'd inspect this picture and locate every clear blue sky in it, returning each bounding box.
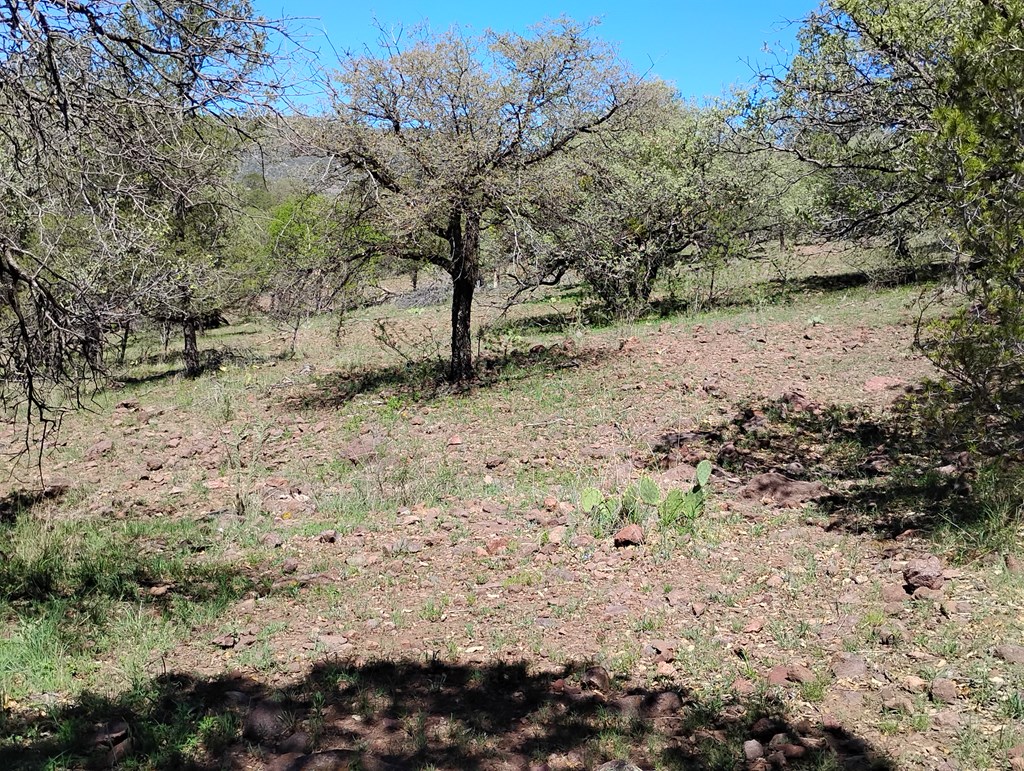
[256,1,814,102]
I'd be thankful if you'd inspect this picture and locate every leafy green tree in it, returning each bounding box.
[753,0,1024,449]
[515,95,778,318]
[314,18,643,382]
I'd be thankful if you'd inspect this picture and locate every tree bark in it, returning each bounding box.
[183,317,200,376]
[117,322,130,366]
[448,210,480,383]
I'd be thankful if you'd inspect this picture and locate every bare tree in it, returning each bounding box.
[0,0,293,439]
[311,18,643,382]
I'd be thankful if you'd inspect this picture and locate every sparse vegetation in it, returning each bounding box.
[3,3,1024,770]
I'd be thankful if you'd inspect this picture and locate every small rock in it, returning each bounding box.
[1006,554,1023,575]
[317,530,337,543]
[655,661,676,677]
[278,731,311,754]
[733,678,756,695]
[691,602,707,617]
[282,559,299,575]
[881,584,910,602]
[831,653,868,680]
[582,666,612,692]
[995,644,1024,664]
[744,739,765,761]
[595,762,643,771]
[262,533,284,548]
[85,439,114,460]
[904,675,928,693]
[904,556,944,590]
[211,633,235,649]
[243,701,287,742]
[930,678,958,703]
[612,524,643,547]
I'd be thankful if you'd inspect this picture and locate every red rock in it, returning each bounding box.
[733,678,756,695]
[744,739,765,760]
[930,678,958,703]
[995,644,1024,664]
[831,653,867,680]
[768,666,790,686]
[85,438,114,460]
[904,556,944,590]
[612,524,643,547]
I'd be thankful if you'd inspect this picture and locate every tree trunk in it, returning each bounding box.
[183,318,200,376]
[448,210,480,383]
[117,322,130,366]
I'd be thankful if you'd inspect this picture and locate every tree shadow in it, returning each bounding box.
[0,482,67,525]
[1,657,896,770]
[115,347,271,386]
[490,264,947,338]
[287,344,610,411]
[645,391,998,540]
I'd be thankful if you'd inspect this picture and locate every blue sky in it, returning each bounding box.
[256,1,814,102]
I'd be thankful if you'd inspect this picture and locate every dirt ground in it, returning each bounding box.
[2,278,1023,770]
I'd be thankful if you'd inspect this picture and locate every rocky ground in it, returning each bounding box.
[1,281,1022,770]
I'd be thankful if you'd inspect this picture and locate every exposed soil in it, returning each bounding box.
[2,284,1022,770]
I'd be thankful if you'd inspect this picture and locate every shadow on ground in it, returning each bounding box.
[0,483,67,525]
[287,344,610,411]
[647,391,1021,545]
[115,347,272,386]
[0,658,895,770]
[490,264,947,338]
